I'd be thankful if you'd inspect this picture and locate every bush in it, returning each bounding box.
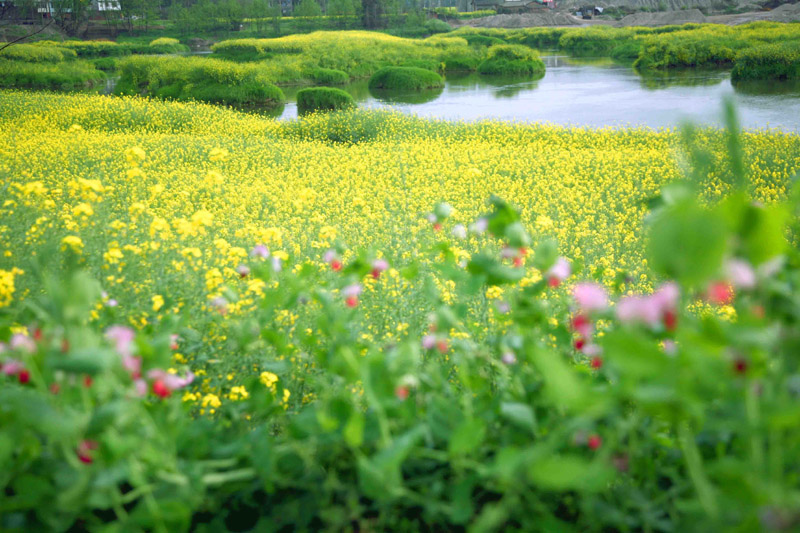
[368,66,445,91]
[296,86,355,114]
[610,41,643,61]
[731,41,800,81]
[150,37,180,47]
[442,52,482,71]
[115,56,284,108]
[310,67,350,85]
[0,59,105,89]
[558,27,635,55]
[424,18,452,35]
[0,44,76,63]
[477,44,545,77]
[91,57,119,72]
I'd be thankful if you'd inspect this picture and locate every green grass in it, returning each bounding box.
[310,67,350,85]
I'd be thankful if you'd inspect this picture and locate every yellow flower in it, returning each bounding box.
[72,203,94,218]
[125,146,146,166]
[201,393,222,409]
[260,371,279,388]
[61,235,83,253]
[0,268,23,308]
[152,294,164,312]
[208,147,229,162]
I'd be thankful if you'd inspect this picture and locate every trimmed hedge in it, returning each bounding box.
[296,87,355,115]
[368,66,444,91]
[477,44,545,77]
[731,42,800,81]
[310,67,350,85]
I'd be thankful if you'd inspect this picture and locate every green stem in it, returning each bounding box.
[677,423,718,520]
[202,468,257,486]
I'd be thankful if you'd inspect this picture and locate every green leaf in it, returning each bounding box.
[528,455,612,492]
[448,418,486,456]
[499,402,536,432]
[46,348,115,375]
[647,199,728,287]
[467,253,525,286]
[343,410,364,448]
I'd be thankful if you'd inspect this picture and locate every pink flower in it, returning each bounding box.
[237,264,250,278]
[251,244,269,259]
[1,359,25,376]
[469,218,488,235]
[343,284,362,307]
[210,296,228,315]
[122,355,142,378]
[146,369,195,392]
[546,257,571,287]
[421,334,436,350]
[371,259,389,279]
[617,282,679,329]
[452,224,467,239]
[10,333,36,354]
[134,379,148,396]
[106,326,135,358]
[501,351,517,365]
[725,258,756,290]
[323,249,338,264]
[573,283,608,314]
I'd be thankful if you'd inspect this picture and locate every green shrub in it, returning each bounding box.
[0,59,105,89]
[368,66,444,91]
[610,40,642,61]
[296,86,355,114]
[442,52,482,71]
[463,34,506,48]
[477,44,545,77]
[150,37,180,46]
[0,44,76,63]
[310,67,350,85]
[558,27,635,55]
[424,18,452,35]
[91,57,119,72]
[400,59,443,72]
[731,41,800,81]
[115,56,284,108]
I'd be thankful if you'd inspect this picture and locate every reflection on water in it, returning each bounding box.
[638,69,728,90]
[370,85,444,104]
[268,54,800,130]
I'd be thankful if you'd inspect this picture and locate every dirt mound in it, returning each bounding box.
[618,8,707,25]
[464,12,582,28]
[761,2,800,22]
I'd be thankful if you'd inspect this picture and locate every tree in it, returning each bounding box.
[294,0,321,17]
[328,0,354,27]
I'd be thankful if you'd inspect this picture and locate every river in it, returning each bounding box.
[270,54,800,131]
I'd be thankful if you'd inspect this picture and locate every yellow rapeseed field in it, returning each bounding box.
[1,90,798,404]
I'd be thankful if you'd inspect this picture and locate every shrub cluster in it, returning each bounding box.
[115,56,284,107]
[0,60,105,89]
[310,67,350,85]
[368,66,445,91]
[731,41,800,81]
[296,86,355,114]
[477,44,545,77]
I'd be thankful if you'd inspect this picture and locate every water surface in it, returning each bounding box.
[273,54,800,131]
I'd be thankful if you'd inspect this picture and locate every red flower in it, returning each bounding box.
[574,338,585,351]
[708,281,734,306]
[436,339,449,354]
[663,309,677,331]
[18,370,30,384]
[395,385,409,400]
[152,379,171,398]
[590,356,603,370]
[433,223,442,232]
[331,260,342,272]
[83,375,93,388]
[548,276,561,288]
[733,357,748,375]
[77,440,98,464]
[587,434,602,450]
